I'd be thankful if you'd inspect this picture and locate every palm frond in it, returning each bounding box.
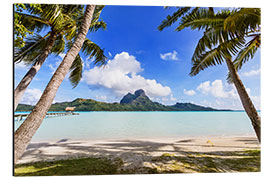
[158,7,191,31]
[226,72,234,84]
[224,8,260,34]
[61,5,84,16]
[81,38,107,66]
[14,33,50,64]
[64,22,77,40]
[44,5,65,31]
[190,45,225,76]
[15,12,50,32]
[92,5,105,23]
[51,33,66,55]
[191,27,223,62]
[26,4,65,32]
[190,36,245,76]
[191,27,245,62]
[69,54,83,88]
[234,34,260,71]
[88,20,107,32]
[176,8,227,31]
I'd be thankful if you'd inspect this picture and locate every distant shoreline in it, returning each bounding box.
[15,95,232,112]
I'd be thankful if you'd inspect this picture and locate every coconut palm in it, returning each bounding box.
[14,4,106,110]
[159,8,261,142]
[14,5,104,163]
[224,8,261,72]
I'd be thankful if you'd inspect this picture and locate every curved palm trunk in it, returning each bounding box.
[225,57,261,142]
[14,5,96,164]
[14,31,57,110]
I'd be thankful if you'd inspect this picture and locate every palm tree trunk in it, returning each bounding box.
[14,31,57,110]
[225,57,261,142]
[14,5,96,164]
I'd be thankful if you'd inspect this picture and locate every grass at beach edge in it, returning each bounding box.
[14,149,260,176]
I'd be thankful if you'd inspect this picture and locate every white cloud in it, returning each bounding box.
[15,62,28,70]
[160,50,179,61]
[198,100,213,108]
[95,95,107,102]
[197,80,237,99]
[48,59,62,74]
[241,69,260,77]
[196,80,260,110]
[58,53,66,59]
[183,89,196,96]
[170,94,177,101]
[83,52,171,98]
[20,88,42,105]
[162,97,169,102]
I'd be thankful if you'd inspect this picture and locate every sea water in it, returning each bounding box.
[14,111,257,141]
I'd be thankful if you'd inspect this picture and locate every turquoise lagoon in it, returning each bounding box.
[14,111,257,141]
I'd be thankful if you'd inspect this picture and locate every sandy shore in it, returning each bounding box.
[17,135,260,171]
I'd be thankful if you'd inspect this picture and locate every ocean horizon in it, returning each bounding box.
[14,111,257,141]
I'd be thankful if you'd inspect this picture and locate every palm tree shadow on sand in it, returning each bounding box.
[16,136,260,174]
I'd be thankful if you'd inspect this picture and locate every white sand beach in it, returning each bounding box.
[17,135,260,172]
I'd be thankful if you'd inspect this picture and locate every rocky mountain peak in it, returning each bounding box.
[120,89,148,104]
[134,89,146,97]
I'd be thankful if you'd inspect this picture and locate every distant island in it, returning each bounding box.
[16,89,231,112]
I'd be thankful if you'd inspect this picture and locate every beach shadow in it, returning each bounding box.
[176,139,194,143]
[26,143,53,149]
[57,139,69,143]
[17,137,260,174]
[235,139,259,145]
[17,138,260,175]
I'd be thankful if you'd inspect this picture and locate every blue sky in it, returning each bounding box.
[14,5,261,110]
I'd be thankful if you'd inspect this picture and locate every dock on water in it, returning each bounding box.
[14,112,79,121]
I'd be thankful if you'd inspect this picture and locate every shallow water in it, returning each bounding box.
[14,111,257,141]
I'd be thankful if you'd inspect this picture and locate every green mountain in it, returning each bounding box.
[16,89,230,112]
[16,104,35,111]
[169,102,218,111]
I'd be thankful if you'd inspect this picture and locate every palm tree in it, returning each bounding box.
[14,4,106,110]
[14,5,106,163]
[159,8,261,142]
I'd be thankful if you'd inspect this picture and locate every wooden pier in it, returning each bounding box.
[14,112,79,121]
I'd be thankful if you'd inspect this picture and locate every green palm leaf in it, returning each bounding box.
[158,7,191,31]
[92,5,105,23]
[81,38,107,66]
[234,34,260,71]
[14,33,50,64]
[69,54,83,88]
[65,38,107,87]
[190,36,245,76]
[224,8,260,34]
[190,45,224,76]
[88,20,107,32]
[15,12,50,32]
[191,27,223,61]
[51,33,66,55]
[176,8,227,31]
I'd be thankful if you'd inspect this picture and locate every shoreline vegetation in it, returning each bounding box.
[16,101,232,112]
[16,89,231,112]
[15,136,260,176]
